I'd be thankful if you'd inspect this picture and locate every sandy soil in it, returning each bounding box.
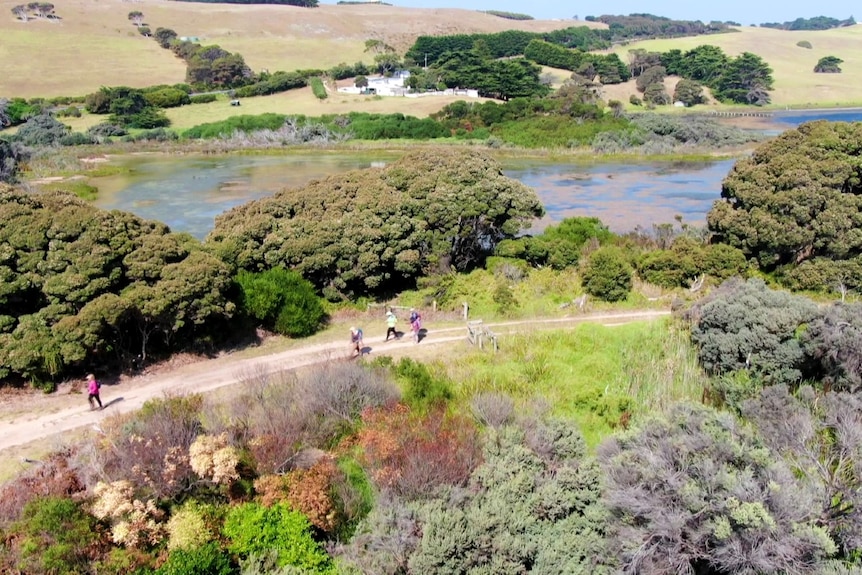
[0,310,670,471]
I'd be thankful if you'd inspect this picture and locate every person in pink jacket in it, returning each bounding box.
[86,373,102,411]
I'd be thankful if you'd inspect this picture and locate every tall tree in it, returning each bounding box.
[714,52,774,105]
[814,56,844,73]
[10,5,28,20]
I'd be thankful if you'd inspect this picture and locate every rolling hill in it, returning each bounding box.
[0,0,596,98]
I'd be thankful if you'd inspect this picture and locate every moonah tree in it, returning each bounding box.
[207,148,544,298]
[708,121,862,271]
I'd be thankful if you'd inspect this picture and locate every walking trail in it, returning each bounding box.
[0,310,670,455]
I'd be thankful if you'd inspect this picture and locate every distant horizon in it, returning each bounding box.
[320,0,856,27]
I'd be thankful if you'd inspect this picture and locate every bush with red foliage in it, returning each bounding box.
[355,403,482,500]
[0,450,86,525]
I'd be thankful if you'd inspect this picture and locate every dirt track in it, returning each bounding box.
[0,310,670,455]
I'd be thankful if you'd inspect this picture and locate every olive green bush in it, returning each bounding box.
[207,148,544,298]
[580,246,633,302]
[408,419,611,574]
[683,277,818,385]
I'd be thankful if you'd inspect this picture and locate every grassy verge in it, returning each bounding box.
[436,318,707,447]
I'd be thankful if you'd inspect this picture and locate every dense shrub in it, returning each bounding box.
[123,127,177,142]
[802,303,862,392]
[233,72,307,98]
[0,138,24,183]
[683,277,819,385]
[782,257,862,296]
[709,121,862,271]
[88,395,203,499]
[223,502,335,573]
[394,357,452,412]
[144,88,191,109]
[310,77,327,100]
[189,93,218,104]
[356,404,481,499]
[235,267,326,337]
[638,238,748,288]
[217,363,397,474]
[600,402,836,574]
[743,385,862,554]
[500,216,613,269]
[86,123,128,138]
[797,40,813,48]
[0,451,85,524]
[154,542,233,575]
[55,106,82,118]
[208,149,543,298]
[2,496,106,575]
[343,112,448,140]
[409,419,611,573]
[0,189,236,385]
[183,113,289,139]
[13,113,70,146]
[580,246,632,302]
[59,132,96,146]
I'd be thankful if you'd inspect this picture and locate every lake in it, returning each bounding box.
[91,108,862,239]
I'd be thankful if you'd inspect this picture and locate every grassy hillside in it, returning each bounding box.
[0,0,594,98]
[608,25,862,107]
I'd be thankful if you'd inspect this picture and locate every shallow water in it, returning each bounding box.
[92,154,735,237]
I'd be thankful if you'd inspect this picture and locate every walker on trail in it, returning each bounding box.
[409,309,422,343]
[350,326,365,358]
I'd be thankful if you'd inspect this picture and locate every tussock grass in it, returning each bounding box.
[441,318,708,447]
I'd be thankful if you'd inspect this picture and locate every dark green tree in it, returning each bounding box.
[207,149,544,298]
[153,27,178,49]
[0,189,235,385]
[635,65,666,93]
[713,52,774,105]
[814,55,844,73]
[708,121,862,270]
[673,78,705,105]
[672,45,728,83]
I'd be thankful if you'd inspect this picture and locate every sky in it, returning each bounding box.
[323,0,857,26]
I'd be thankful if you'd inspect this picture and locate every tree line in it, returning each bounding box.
[759,15,855,30]
[585,12,732,38]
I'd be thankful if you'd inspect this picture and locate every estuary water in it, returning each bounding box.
[92,154,736,237]
[91,109,862,239]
